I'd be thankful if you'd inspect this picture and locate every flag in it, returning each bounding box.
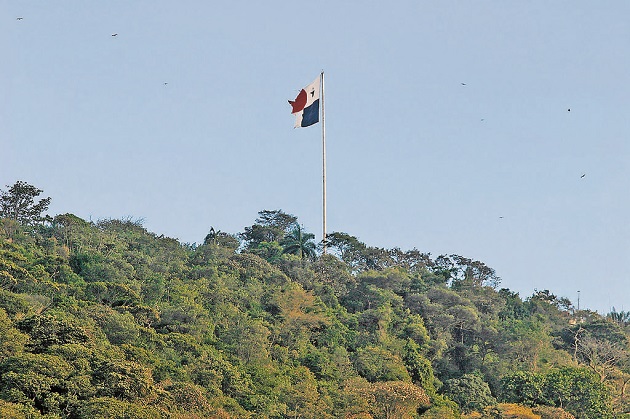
[288,75,321,128]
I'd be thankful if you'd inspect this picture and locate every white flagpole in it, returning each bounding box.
[321,70,327,254]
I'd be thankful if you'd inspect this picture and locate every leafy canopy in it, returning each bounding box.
[0,181,51,225]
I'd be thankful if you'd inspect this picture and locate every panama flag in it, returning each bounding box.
[288,75,321,128]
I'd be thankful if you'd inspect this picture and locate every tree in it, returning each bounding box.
[359,268,412,295]
[608,307,630,327]
[500,371,546,407]
[543,367,612,418]
[76,397,164,418]
[0,399,44,418]
[281,224,317,260]
[387,248,431,274]
[0,181,51,225]
[312,253,355,298]
[0,353,73,416]
[402,339,435,393]
[442,373,496,414]
[241,210,297,248]
[324,232,397,272]
[203,227,240,249]
[531,405,576,419]
[434,255,501,289]
[482,403,547,419]
[249,241,283,263]
[278,366,333,419]
[0,309,28,361]
[559,320,629,382]
[16,314,90,354]
[352,346,411,383]
[343,378,430,419]
[420,405,462,419]
[577,334,628,383]
[160,381,213,415]
[500,318,557,372]
[502,367,613,418]
[0,244,37,291]
[91,359,155,401]
[370,381,430,419]
[324,231,367,265]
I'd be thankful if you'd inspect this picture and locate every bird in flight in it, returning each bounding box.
[581,174,585,178]
[16,17,23,20]
[567,108,571,112]
[461,82,466,86]
[111,33,118,37]
[163,82,168,86]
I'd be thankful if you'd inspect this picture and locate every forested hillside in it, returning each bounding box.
[0,181,628,419]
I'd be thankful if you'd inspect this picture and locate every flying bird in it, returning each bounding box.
[163,82,168,86]
[567,108,571,112]
[111,33,118,37]
[461,83,466,86]
[581,174,585,178]
[16,17,23,20]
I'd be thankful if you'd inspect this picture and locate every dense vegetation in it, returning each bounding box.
[0,181,629,418]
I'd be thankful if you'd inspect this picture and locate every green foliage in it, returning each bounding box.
[76,397,164,418]
[88,306,140,344]
[0,243,38,291]
[92,358,155,401]
[403,339,436,392]
[204,227,240,250]
[0,308,28,361]
[0,353,73,415]
[344,378,430,419]
[277,365,333,419]
[0,288,32,316]
[352,346,411,383]
[159,381,218,416]
[16,314,90,353]
[0,181,51,225]
[443,373,496,414]
[312,253,355,298]
[501,367,612,419]
[0,200,628,417]
[241,209,297,249]
[0,399,44,419]
[280,224,317,260]
[501,371,546,407]
[249,240,284,263]
[544,367,612,418]
[421,405,462,418]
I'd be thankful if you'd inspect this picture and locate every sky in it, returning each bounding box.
[2,1,629,313]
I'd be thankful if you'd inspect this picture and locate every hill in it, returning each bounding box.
[0,181,627,418]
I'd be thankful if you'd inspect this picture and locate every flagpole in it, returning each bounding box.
[321,70,327,254]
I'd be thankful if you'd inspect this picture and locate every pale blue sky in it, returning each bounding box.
[3,1,629,313]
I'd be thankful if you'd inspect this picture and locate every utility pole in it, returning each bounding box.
[577,290,580,311]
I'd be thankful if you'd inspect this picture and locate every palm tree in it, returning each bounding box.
[280,224,317,259]
[608,308,630,326]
